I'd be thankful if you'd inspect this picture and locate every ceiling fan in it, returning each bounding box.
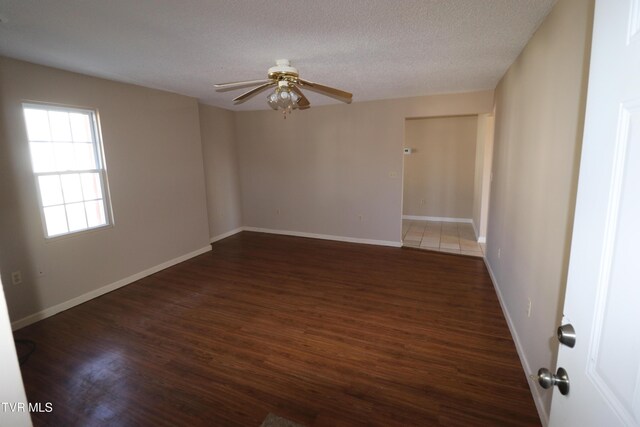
[214,59,353,116]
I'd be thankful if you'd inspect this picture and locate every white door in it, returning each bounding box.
[547,0,640,426]
[0,276,32,427]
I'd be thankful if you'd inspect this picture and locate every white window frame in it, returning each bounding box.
[22,102,113,239]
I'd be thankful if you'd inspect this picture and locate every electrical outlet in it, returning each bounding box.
[527,298,532,318]
[11,271,22,285]
[388,171,397,178]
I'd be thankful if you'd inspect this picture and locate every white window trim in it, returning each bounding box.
[22,102,114,240]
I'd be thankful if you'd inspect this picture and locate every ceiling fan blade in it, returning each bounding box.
[291,85,311,109]
[298,79,353,103]
[214,79,272,92]
[233,82,277,104]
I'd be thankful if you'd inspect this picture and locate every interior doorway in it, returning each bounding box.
[401,114,494,256]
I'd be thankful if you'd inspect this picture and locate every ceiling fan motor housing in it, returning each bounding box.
[268,59,299,80]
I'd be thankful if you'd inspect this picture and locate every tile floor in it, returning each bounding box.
[402,219,484,257]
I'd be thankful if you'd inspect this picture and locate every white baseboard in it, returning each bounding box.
[243,227,402,248]
[471,220,487,244]
[402,215,473,223]
[10,245,212,331]
[483,257,548,426]
[210,227,243,243]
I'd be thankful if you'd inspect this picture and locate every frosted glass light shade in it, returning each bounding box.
[266,87,299,112]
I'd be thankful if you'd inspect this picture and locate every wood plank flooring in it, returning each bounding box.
[15,231,540,426]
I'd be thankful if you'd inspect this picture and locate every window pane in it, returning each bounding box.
[24,109,51,141]
[48,111,72,142]
[80,173,102,200]
[66,202,87,232]
[85,200,107,228]
[38,175,64,207]
[60,174,83,203]
[53,142,75,171]
[69,113,92,142]
[29,142,56,173]
[43,205,68,236]
[74,143,96,170]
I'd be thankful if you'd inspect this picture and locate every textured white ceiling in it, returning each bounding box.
[0,0,556,111]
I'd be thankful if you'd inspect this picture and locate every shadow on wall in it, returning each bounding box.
[0,97,42,327]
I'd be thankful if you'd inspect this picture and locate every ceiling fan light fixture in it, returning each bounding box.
[267,86,299,117]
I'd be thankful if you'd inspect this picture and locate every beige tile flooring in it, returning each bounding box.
[402,219,484,257]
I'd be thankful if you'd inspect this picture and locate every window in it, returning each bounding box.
[22,103,112,238]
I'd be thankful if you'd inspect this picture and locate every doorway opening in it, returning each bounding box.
[401,114,494,256]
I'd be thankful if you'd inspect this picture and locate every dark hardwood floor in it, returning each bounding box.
[15,231,540,426]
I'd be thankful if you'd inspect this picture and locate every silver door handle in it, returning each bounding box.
[534,367,570,395]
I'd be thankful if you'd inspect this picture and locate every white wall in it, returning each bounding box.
[403,116,478,219]
[198,104,243,241]
[0,57,211,326]
[234,91,494,244]
[0,277,31,427]
[486,0,594,422]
